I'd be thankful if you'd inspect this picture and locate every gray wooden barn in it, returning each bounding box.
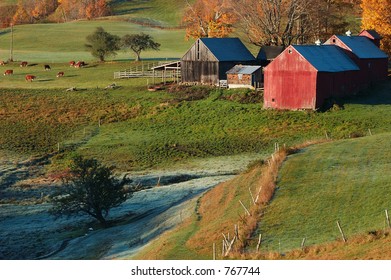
[181,38,255,86]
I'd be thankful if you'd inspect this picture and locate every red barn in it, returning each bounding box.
[264,45,360,110]
[324,34,388,88]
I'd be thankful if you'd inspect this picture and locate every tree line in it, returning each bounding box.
[182,0,391,56]
[0,0,110,27]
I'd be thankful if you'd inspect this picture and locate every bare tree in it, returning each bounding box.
[229,0,358,46]
[230,0,309,47]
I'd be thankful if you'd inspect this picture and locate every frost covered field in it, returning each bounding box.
[0,153,260,259]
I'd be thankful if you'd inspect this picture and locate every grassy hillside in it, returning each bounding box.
[133,133,391,260]
[0,21,191,63]
[111,0,190,27]
[255,133,391,253]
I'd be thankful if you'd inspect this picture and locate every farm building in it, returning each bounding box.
[181,38,256,85]
[324,33,388,87]
[256,46,284,66]
[263,45,360,110]
[359,29,382,48]
[226,65,262,89]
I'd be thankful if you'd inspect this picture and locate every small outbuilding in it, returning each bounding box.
[324,33,388,87]
[264,45,360,110]
[181,38,256,85]
[226,65,263,89]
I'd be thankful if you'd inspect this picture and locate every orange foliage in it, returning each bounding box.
[182,0,237,39]
[361,0,391,56]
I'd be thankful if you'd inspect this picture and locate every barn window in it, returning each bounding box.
[272,98,275,102]
[332,39,336,43]
[288,49,292,54]
[238,74,243,80]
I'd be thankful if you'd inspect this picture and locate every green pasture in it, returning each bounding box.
[257,132,391,252]
[0,21,191,63]
[111,0,191,27]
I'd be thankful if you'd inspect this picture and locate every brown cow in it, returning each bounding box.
[20,61,28,67]
[74,61,85,68]
[25,75,36,82]
[4,70,13,75]
[69,61,75,67]
[56,71,64,78]
[0,61,6,66]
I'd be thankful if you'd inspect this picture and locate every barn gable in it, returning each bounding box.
[359,30,382,47]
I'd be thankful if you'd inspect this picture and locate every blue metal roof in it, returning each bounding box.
[335,35,388,59]
[226,65,262,74]
[200,38,255,62]
[293,45,360,72]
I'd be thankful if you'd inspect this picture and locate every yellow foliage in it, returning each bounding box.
[361,0,391,56]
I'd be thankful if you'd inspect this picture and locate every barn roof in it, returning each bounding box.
[334,35,388,59]
[293,45,360,72]
[200,38,255,62]
[359,29,382,40]
[226,65,262,74]
[256,46,284,61]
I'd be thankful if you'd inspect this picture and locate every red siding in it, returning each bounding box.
[264,46,317,110]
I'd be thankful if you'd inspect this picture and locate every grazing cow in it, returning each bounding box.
[25,75,36,82]
[74,61,85,68]
[0,61,5,66]
[56,71,64,78]
[20,61,28,67]
[44,64,51,71]
[4,69,13,75]
[69,61,75,67]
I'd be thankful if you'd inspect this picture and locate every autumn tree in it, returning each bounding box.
[85,27,120,61]
[121,33,160,61]
[361,0,391,56]
[58,0,110,21]
[50,155,136,227]
[182,0,237,39]
[0,5,17,27]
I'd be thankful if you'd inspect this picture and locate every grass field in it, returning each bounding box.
[256,133,391,253]
[111,0,191,27]
[1,72,391,171]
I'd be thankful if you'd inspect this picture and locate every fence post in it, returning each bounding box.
[239,200,251,216]
[301,237,306,251]
[336,220,347,242]
[385,209,391,229]
[213,243,216,260]
[256,234,262,252]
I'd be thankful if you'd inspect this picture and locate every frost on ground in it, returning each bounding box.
[0,152,263,259]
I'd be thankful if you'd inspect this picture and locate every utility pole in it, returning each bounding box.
[9,23,14,62]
